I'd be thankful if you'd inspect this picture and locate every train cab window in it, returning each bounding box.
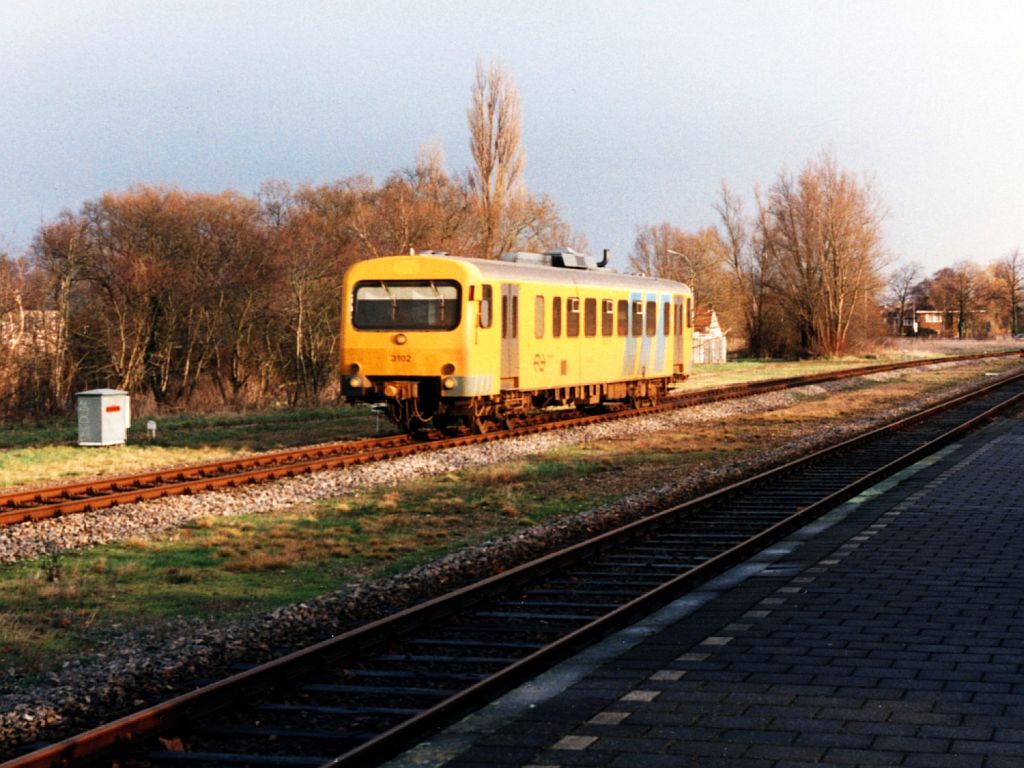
[552,296,562,338]
[567,297,580,337]
[584,298,597,337]
[353,280,460,331]
[617,300,629,336]
[479,285,493,329]
[631,301,643,337]
[535,296,545,338]
[675,303,683,335]
[645,301,657,336]
[686,297,693,327]
[602,299,614,336]
[663,302,671,336]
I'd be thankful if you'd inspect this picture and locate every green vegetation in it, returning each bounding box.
[0,448,628,672]
[682,353,915,391]
[0,405,391,451]
[0,405,394,490]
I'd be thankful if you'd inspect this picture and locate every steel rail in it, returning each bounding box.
[2,351,1019,530]
[5,368,1023,768]
[0,434,414,509]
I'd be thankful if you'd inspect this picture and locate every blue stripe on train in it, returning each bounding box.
[654,294,668,371]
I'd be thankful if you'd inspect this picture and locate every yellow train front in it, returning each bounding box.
[341,251,693,433]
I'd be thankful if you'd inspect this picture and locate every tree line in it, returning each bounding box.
[630,151,887,358]
[0,62,581,421]
[630,151,1023,357]
[1,63,1021,424]
[886,251,1024,339]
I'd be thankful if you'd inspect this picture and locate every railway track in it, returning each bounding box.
[6,365,1024,768]
[1,351,1019,530]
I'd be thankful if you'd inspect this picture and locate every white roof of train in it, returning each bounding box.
[361,252,692,295]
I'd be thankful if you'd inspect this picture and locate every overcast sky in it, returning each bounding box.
[2,0,1023,274]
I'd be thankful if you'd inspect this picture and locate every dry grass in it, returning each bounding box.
[0,445,249,492]
[0,612,36,645]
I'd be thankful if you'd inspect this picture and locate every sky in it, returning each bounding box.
[2,0,1023,275]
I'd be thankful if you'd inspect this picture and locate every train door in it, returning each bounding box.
[501,283,519,388]
[673,295,685,374]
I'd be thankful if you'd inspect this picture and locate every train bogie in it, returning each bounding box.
[341,251,692,433]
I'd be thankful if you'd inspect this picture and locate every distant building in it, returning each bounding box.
[884,307,993,339]
[693,306,728,364]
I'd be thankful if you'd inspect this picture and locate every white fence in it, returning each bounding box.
[693,335,728,364]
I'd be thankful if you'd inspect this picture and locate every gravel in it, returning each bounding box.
[0,360,1017,755]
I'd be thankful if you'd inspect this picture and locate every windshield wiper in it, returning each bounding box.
[381,281,398,320]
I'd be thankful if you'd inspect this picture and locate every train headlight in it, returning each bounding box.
[347,362,361,375]
[384,383,399,398]
[442,377,457,390]
[394,333,408,345]
[348,376,362,389]
[441,362,456,375]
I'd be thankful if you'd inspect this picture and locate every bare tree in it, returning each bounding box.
[886,261,923,335]
[991,248,1023,335]
[30,214,85,412]
[931,261,984,338]
[0,252,24,416]
[713,182,780,356]
[758,150,886,357]
[466,60,525,259]
[629,223,727,307]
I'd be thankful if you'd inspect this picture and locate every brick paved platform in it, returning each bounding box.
[387,409,1024,768]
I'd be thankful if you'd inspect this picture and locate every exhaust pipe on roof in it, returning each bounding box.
[597,249,609,268]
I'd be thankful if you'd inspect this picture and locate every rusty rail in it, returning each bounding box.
[2,350,1019,529]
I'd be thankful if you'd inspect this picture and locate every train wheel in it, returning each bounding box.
[467,399,492,434]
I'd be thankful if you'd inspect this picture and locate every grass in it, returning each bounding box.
[0,357,1020,677]
[0,457,619,672]
[0,405,393,490]
[679,339,1022,392]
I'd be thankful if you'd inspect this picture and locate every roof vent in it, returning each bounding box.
[501,248,602,270]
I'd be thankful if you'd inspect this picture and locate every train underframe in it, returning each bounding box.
[378,378,671,434]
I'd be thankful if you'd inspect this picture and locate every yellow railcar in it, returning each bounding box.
[341,251,693,433]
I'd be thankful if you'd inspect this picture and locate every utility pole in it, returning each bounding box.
[667,249,697,303]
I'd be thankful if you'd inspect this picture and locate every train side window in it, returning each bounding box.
[567,297,580,337]
[631,301,643,337]
[686,297,693,327]
[675,303,683,335]
[663,301,671,336]
[602,299,614,336]
[645,301,657,336]
[479,285,493,329]
[584,298,597,337]
[511,295,518,338]
[534,296,545,338]
[552,296,562,338]
[617,300,628,336]
[501,295,508,339]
